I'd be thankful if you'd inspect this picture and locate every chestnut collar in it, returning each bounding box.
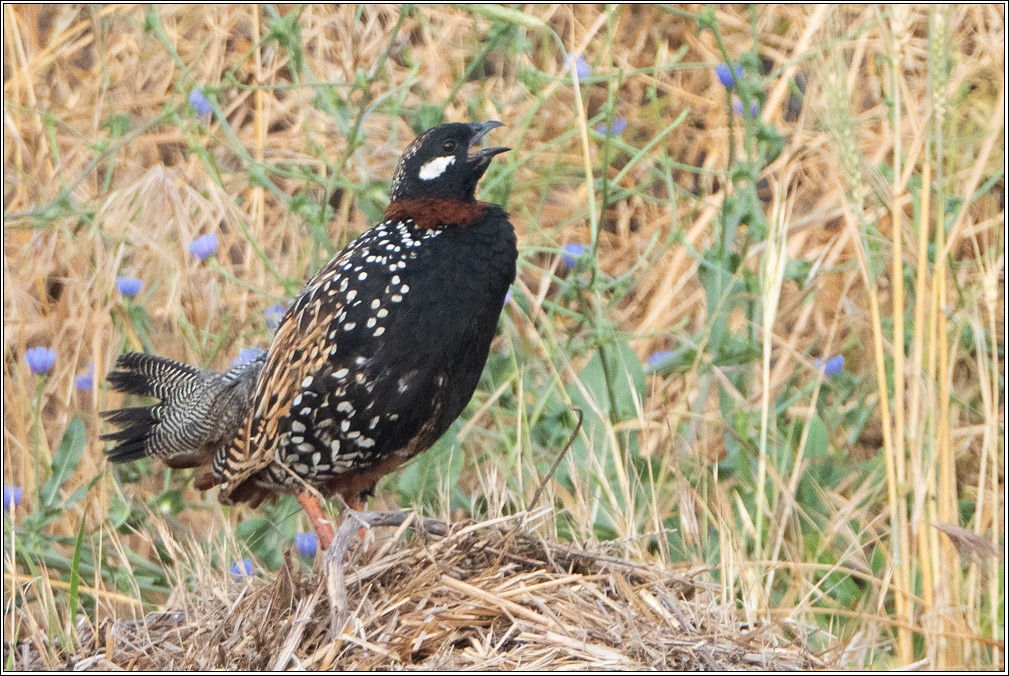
[384,198,490,231]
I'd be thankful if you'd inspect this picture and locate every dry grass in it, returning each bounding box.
[16,511,824,671]
[3,4,1004,670]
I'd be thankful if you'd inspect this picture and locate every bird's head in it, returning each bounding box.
[389,121,509,203]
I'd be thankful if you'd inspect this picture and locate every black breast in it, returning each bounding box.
[274,207,516,486]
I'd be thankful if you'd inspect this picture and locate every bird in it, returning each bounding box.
[102,120,516,551]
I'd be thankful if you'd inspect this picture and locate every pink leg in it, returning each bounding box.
[297,491,335,550]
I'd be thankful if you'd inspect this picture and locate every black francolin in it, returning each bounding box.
[102,121,516,549]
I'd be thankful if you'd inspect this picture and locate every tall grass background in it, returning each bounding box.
[3,5,1004,668]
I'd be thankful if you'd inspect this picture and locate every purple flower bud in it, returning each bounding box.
[4,486,23,512]
[716,63,745,88]
[595,117,628,136]
[25,347,56,375]
[189,88,212,116]
[815,354,845,377]
[264,303,287,332]
[75,364,95,390]
[189,233,218,261]
[570,55,592,81]
[232,346,265,367]
[647,350,674,369]
[561,243,588,268]
[116,276,143,298]
[230,558,254,579]
[733,100,759,118]
[295,532,318,557]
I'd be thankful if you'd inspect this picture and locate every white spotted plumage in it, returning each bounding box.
[101,122,515,559]
[170,122,515,512]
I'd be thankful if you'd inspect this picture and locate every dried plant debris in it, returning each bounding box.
[19,515,824,671]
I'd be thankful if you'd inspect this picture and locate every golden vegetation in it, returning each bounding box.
[3,5,1004,669]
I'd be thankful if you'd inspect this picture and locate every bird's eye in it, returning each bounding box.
[442,139,457,153]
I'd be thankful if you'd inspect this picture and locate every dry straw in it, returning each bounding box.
[17,511,823,670]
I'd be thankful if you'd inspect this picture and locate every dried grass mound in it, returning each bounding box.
[55,514,823,671]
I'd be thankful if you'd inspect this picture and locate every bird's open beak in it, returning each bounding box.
[467,120,509,161]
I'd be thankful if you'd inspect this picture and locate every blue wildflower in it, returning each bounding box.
[716,63,745,88]
[230,558,254,579]
[561,243,588,268]
[264,303,287,332]
[503,289,513,307]
[189,233,218,261]
[815,354,845,377]
[75,364,95,391]
[647,350,674,369]
[3,486,23,512]
[232,346,265,367]
[25,347,56,375]
[570,55,592,81]
[189,88,212,116]
[733,100,759,118]
[595,117,628,136]
[295,532,318,557]
[116,276,143,298]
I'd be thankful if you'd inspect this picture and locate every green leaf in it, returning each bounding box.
[39,417,86,510]
[558,341,646,509]
[459,4,549,30]
[568,341,646,423]
[311,86,350,124]
[803,415,829,459]
[102,113,133,137]
[395,434,463,504]
[414,104,445,133]
[67,516,87,649]
[784,258,813,284]
[266,11,304,75]
[107,491,132,530]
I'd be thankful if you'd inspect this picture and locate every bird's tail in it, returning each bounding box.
[101,353,207,464]
[102,351,261,471]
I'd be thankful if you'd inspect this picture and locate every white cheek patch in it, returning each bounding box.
[418,155,455,180]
